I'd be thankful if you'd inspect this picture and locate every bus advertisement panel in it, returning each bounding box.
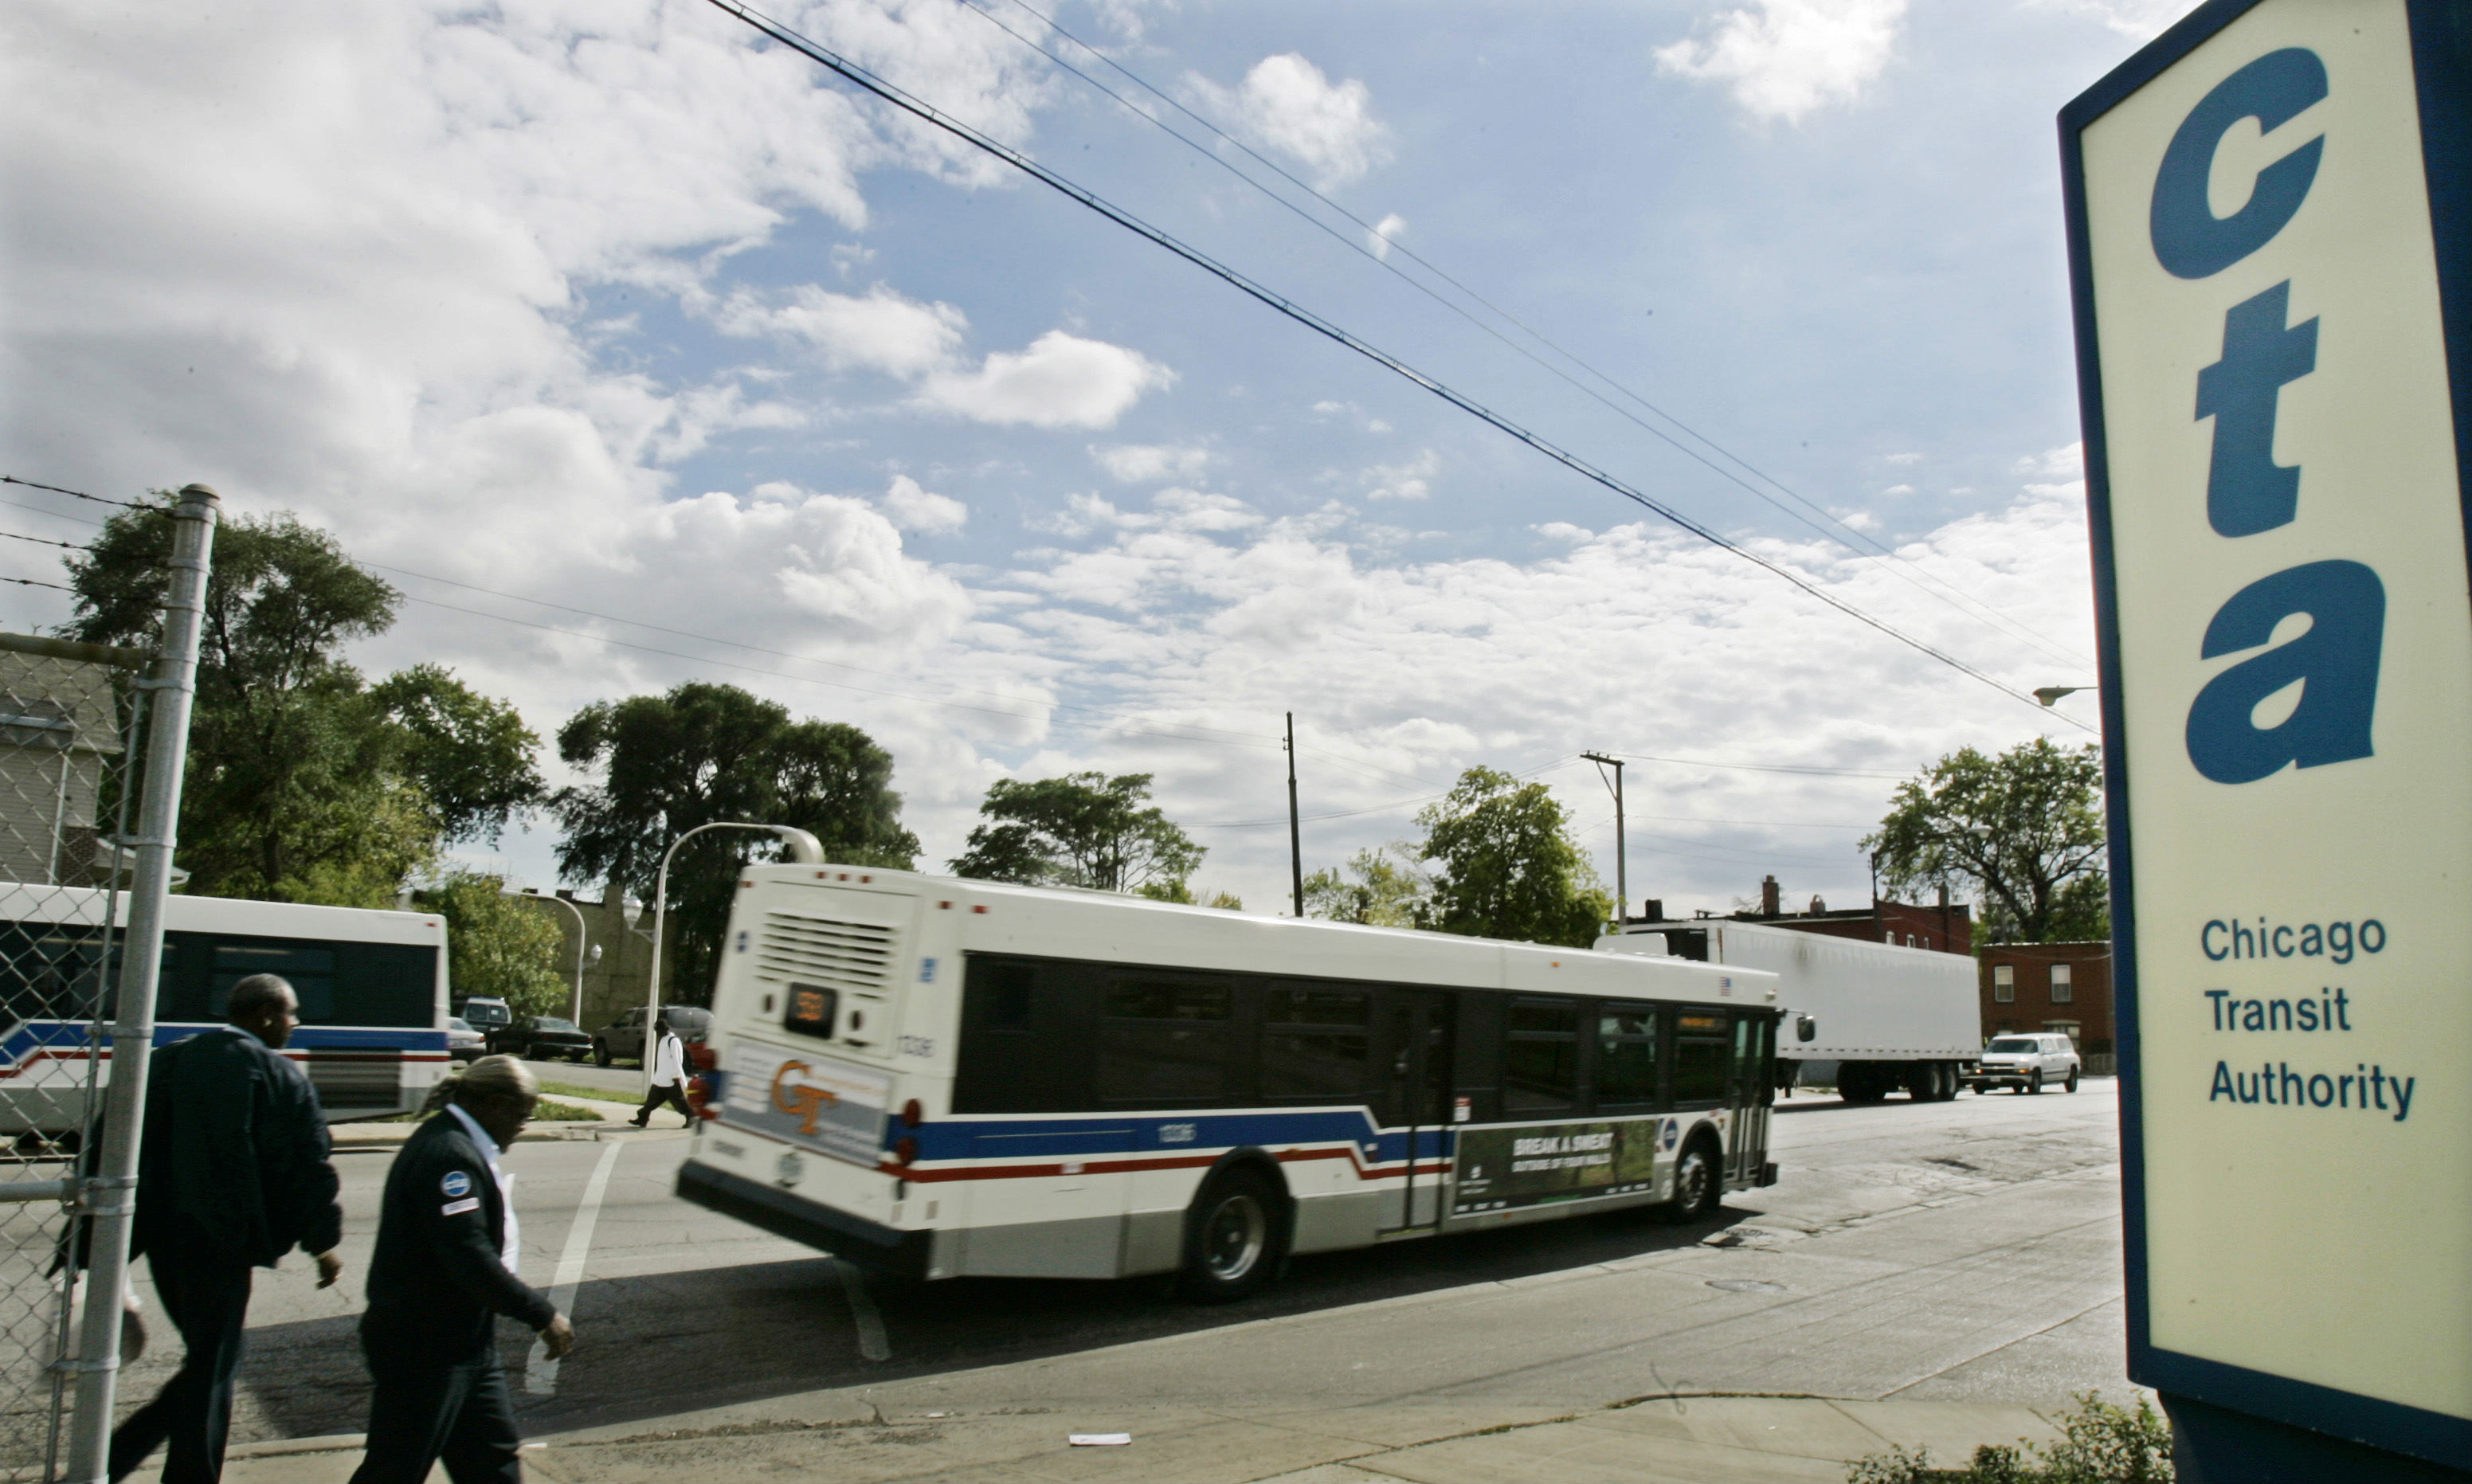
[1452,1117,1670,1214]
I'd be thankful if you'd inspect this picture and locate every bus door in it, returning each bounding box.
[1379,991,1454,1232]
[1726,1014,1773,1184]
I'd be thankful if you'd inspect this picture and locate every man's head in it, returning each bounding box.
[226,975,300,1048]
[448,1054,539,1148]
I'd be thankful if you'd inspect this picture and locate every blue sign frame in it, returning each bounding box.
[2059,1,2472,1466]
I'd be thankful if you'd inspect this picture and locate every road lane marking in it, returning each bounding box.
[836,1259,890,1361]
[526,1138,625,1396]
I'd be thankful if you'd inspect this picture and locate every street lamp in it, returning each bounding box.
[643,822,825,1093]
[2034,686,2090,707]
[519,888,594,1024]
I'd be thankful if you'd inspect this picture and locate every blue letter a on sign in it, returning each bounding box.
[2185,560,2384,784]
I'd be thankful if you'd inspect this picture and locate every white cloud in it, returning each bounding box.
[1655,0,1909,124]
[1363,450,1441,502]
[1881,484,1914,496]
[711,283,966,377]
[1189,53,1391,189]
[1884,451,1923,465]
[1091,442,1213,483]
[2023,0,2189,40]
[1366,213,1407,262]
[877,474,968,534]
[2013,443,2085,480]
[919,331,1174,429]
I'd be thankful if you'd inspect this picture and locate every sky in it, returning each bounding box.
[0,0,2189,918]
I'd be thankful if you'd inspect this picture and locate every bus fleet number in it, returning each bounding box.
[898,1036,934,1059]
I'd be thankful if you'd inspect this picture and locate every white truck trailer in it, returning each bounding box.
[1595,919,1979,1102]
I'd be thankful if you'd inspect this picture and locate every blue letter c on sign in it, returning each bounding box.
[2150,48,2327,280]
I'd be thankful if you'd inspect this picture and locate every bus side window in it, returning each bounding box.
[1672,1011,1730,1106]
[1595,1008,1659,1110]
[1260,986,1369,1101]
[1101,977,1232,1106]
[209,939,338,1022]
[1504,997,1578,1114]
[985,963,1035,1031]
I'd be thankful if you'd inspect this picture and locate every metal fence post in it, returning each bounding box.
[61,485,217,1484]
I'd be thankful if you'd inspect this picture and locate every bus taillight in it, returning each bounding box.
[901,1098,923,1128]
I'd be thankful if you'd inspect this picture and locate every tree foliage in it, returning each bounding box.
[551,682,919,1001]
[422,871,568,1016]
[59,499,541,903]
[1863,738,2109,944]
[949,772,1203,895]
[1413,767,1610,948]
[1303,845,1431,927]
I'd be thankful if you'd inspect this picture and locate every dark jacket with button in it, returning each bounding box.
[131,1024,343,1268]
[362,1110,557,1355]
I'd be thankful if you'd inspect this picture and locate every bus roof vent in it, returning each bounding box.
[755,910,899,994]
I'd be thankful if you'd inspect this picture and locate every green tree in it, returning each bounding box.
[367,664,544,846]
[421,871,567,1016]
[949,772,1204,896]
[1303,844,1431,926]
[1863,738,2109,944]
[59,500,538,903]
[551,682,919,1001]
[1412,767,1610,947]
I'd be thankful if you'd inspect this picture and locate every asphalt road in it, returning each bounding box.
[116,1080,2127,1448]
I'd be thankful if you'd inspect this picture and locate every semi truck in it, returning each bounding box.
[1596,918,1979,1102]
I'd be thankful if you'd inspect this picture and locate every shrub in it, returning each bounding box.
[1845,1393,2171,1484]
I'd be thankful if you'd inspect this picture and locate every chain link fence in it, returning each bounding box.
[0,633,151,1482]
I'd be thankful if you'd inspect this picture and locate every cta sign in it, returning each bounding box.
[720,1040,892,1169]
[2063,0,2472,1463]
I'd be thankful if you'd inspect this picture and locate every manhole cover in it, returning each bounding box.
[1706,1279,1788,1294]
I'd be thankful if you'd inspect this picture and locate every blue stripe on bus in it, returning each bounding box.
[898,1109,1455,1164]
[2,1020,449,1061]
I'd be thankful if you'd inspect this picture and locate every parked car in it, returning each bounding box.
[1966,1032,2082,1094]
[453,995,512,1038]
[488,1015,594,1063]
[445,1016,486,1064]
[592,1004,713,1067]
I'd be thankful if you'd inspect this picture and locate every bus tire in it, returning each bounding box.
[1663,1134,1722,1224]
[593,1042,612,1067]
[1177,1165,1285,1303]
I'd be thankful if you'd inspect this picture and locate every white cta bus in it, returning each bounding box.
[676,866,1783,1300]
[1,886,452,1133]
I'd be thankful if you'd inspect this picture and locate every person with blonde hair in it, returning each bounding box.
[351,1055,573,1483]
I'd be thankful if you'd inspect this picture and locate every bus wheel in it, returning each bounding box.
[1178,1167,1283,1302]
[1664,1136,1721,1224]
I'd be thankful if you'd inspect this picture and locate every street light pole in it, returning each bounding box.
[644,822,824,1092]
[520,889,592,1024]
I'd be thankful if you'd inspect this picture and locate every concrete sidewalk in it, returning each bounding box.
[327,1093,688,1148]
[155,1392,2072,1483]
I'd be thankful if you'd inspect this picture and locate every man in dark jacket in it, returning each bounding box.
[351,1055,573,1484]
[108,974,344,1484]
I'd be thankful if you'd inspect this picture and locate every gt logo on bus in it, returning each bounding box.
[770,1060,840,1136]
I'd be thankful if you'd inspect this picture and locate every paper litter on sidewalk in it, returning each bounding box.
[1068,1433,1133,1447]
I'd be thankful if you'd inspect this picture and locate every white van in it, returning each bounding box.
[1966,1032,2082,1094]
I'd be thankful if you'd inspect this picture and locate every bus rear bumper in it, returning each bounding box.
[676,1160,939,1279]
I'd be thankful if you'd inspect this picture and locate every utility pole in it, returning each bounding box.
[1583,752,1626,928]
[1286,712,1304,918]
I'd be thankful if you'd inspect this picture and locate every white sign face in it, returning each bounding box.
[2074,0,2472,1431]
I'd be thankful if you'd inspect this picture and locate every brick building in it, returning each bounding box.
[1979,941,2114,1067]
[1639,873,1973,955]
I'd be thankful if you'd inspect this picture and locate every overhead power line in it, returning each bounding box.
[958,0,2094,675]
[701,0,2092,731]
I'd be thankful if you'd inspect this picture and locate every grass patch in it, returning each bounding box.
[369,1098,606,1125]
[535,1081,633,1104]
[1847,1392,2171,1483]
